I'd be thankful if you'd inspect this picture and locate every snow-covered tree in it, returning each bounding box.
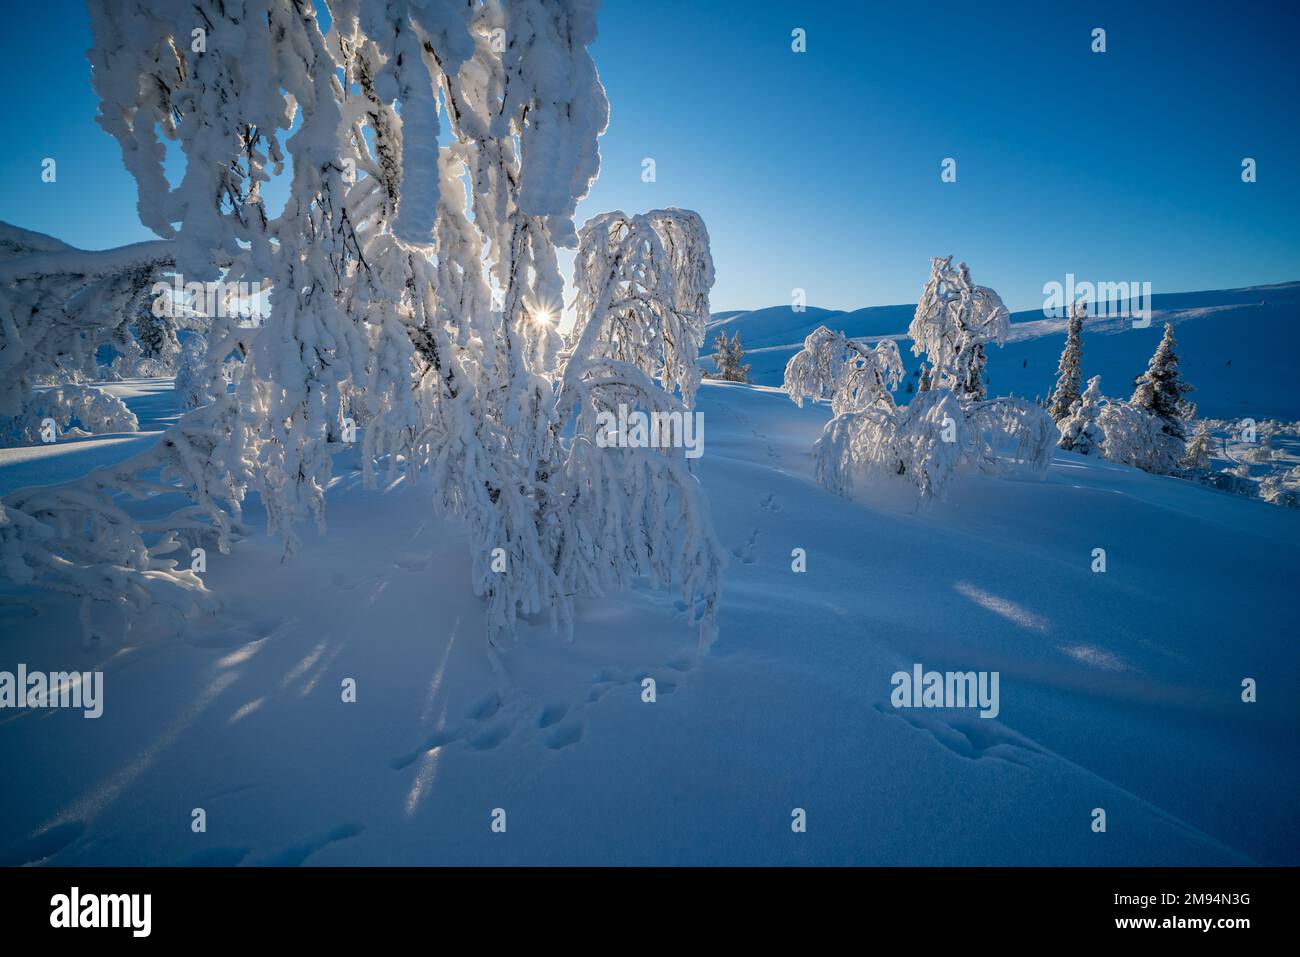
[0,222,174,416]
[1058,375,1104,455]
[784,326,904,416]
[909,256,1009,401]
[173,334,229,411]
[811,388,964,499]
[1182,421,1213,470]
[1048,300,1086,422]
[1099,399,1182,473]
[0,0,724,651]
[785,262,1052,501]
[566,209,714,406]
[710,330,751,383]
[558,206,724,646]
[917,362,932,392]
[1131,322,1194,441]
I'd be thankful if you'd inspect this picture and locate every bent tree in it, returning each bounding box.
[0,0,722,650]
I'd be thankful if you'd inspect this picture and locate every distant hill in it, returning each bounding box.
[703,282,1300,421]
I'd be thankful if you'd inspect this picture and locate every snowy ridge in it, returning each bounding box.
[707,281,1300,420]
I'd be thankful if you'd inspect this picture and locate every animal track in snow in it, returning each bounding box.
[545,721,584,750]
[468,723,511,751]
[731,530,759,565]
[465,692,503,721]
[538,703,568,728]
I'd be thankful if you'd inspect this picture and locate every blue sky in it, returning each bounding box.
[2,0,1296,312]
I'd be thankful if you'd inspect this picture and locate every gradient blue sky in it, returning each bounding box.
[2,0,1296,312]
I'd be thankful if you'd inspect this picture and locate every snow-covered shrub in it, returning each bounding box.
[0,222,172,417]
[1,383,138,446]
[1259,467,1300,507]
[173,335,223,411]
[786,261,1053,501]
[1181,421,1213,470]
[1200,469,1258,497]
[1099,400,1182,473]
[1245,436,1275,464]
[811,389,964,499]
[965,396,1058,477]
[1058,375,1104,455]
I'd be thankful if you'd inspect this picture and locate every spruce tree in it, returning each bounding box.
[1131,322,1193,440]
[1058,375,1104,455]
[711,331,751,382]
[1049,300,1085,422]
[1182,422,1213,470]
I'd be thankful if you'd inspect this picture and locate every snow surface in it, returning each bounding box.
[2,365,1296,865]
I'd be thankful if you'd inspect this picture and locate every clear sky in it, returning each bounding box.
[2,0,1297,312]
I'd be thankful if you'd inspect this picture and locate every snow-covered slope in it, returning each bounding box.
[1,378,1296,865]
[709,282,1300,421]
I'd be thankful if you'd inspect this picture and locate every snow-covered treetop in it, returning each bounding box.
[566,209,714,406]
[909,255,1009,400]
[783,325,904,416]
